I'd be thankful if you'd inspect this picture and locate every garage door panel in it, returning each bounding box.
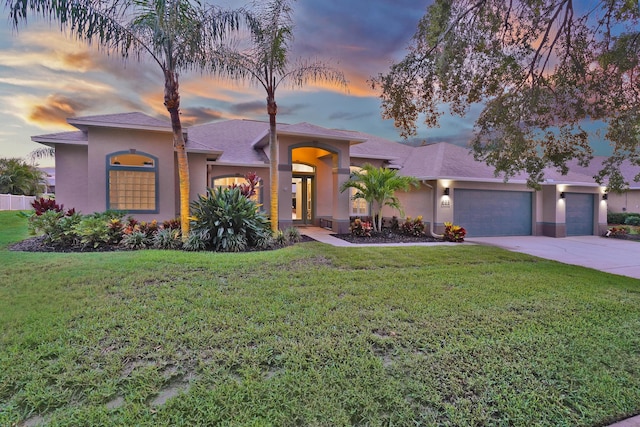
[566,193,594,236]
[454,189,532,237]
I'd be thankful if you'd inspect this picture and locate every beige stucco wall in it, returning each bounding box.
[607,190,640,214]
[387,183,432,222]
[87,127,175,221]
[55,144,89,213]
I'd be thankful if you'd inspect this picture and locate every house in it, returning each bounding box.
[31,112,639,237]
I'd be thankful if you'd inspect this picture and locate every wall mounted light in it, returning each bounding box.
[602,193,608,201]
[560,192,566,199]
[443,187,450,196]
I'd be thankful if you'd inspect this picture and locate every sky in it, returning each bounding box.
[0,0,486,168]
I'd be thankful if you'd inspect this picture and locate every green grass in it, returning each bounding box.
[1,210,640,426]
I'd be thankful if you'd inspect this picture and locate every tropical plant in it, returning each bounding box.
[350,218,372,237]
[284,226,301,244]
[31,197,65,216]
[73,216,113,249]
[443,222,466,243]
[153,227,182,249]
[340,164,419,232]
[372,0,640,191]
[120,230,151,250]
[182,230,209,251]
[400,216,426,237]
[28,209,82,245]
[0,158,46,196]
[7,0,242,239]
[190,186,271,252]
[211,0,347,232]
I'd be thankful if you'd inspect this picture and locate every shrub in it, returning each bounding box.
[273,230,288,245]
[190,186,271,252]
[29,209,82,245]
[183,230,209,252]
[73,216,113,249]
[120,231,151,250]
[350,218,372,237]
[400,216,426,236]
[390,216,400,232]
[284,227,301,244]
[153,228,182,249]
[31,197,63,215]
[162,218,181,230]
[624,215,640,226]
[443,222,466,243]
[608,212,640,225]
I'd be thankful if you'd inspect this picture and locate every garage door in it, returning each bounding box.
[565,193,594,236]
[453,189,532,237]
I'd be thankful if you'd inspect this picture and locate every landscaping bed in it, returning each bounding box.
[332,230,443,244]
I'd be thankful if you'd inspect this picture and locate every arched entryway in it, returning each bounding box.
[291,163,315,225]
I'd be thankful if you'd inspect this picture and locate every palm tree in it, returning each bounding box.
[8,0,240,239]
[0,158,46,196]
[212,0,347,232]
[340,164,419,233]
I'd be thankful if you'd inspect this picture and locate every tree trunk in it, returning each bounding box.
[164,70,190,241]
[267,93,278,233]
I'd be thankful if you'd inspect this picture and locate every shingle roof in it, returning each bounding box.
[31,112,640,187]
[32,130,87,145]
[68,112,171,131]
[186,119,270,164]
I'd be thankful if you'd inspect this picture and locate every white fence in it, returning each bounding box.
[0,194,37,211]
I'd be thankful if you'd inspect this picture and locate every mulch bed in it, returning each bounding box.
[332,231,443,244]
[9,236,125,253]
[9,234,318,253]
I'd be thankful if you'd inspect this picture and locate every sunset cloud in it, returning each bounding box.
[0,0,461,163]
[28,94,90,127]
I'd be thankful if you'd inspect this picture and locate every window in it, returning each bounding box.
[107,151,158,213]
[212,176,262,205]
[349,166,369,216]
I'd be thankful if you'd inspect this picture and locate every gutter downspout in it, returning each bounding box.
[422,181,444,239]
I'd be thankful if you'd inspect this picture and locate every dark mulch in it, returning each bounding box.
[9,234,318,253]
[8,236,124,253]
[332,231,443,244]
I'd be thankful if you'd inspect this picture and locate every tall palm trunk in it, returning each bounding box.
[164,69,190,240]
[267,87,278,232]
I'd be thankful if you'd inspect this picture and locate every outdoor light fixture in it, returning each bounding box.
[603,193,608,200]
[443,187,450,196]
[560,192,566,199]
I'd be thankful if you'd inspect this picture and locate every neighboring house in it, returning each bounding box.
[31,112,639,237]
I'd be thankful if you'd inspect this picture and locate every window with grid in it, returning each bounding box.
[107,152,158,212]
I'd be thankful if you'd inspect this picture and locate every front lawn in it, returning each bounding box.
[1,210,639,426]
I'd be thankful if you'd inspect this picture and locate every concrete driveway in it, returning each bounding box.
[465,236,640,280]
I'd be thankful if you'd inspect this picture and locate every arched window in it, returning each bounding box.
[211,175,263,205]
[107,151,158,213]
[349,166,369,216]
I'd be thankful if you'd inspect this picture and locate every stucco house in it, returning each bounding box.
[31,112,639,237]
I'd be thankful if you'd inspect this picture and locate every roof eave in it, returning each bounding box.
[68,118,172,133]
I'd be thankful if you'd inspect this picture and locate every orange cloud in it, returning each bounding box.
[28,94,89,127]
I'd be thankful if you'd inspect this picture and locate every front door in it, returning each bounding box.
[292,176,313,224]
